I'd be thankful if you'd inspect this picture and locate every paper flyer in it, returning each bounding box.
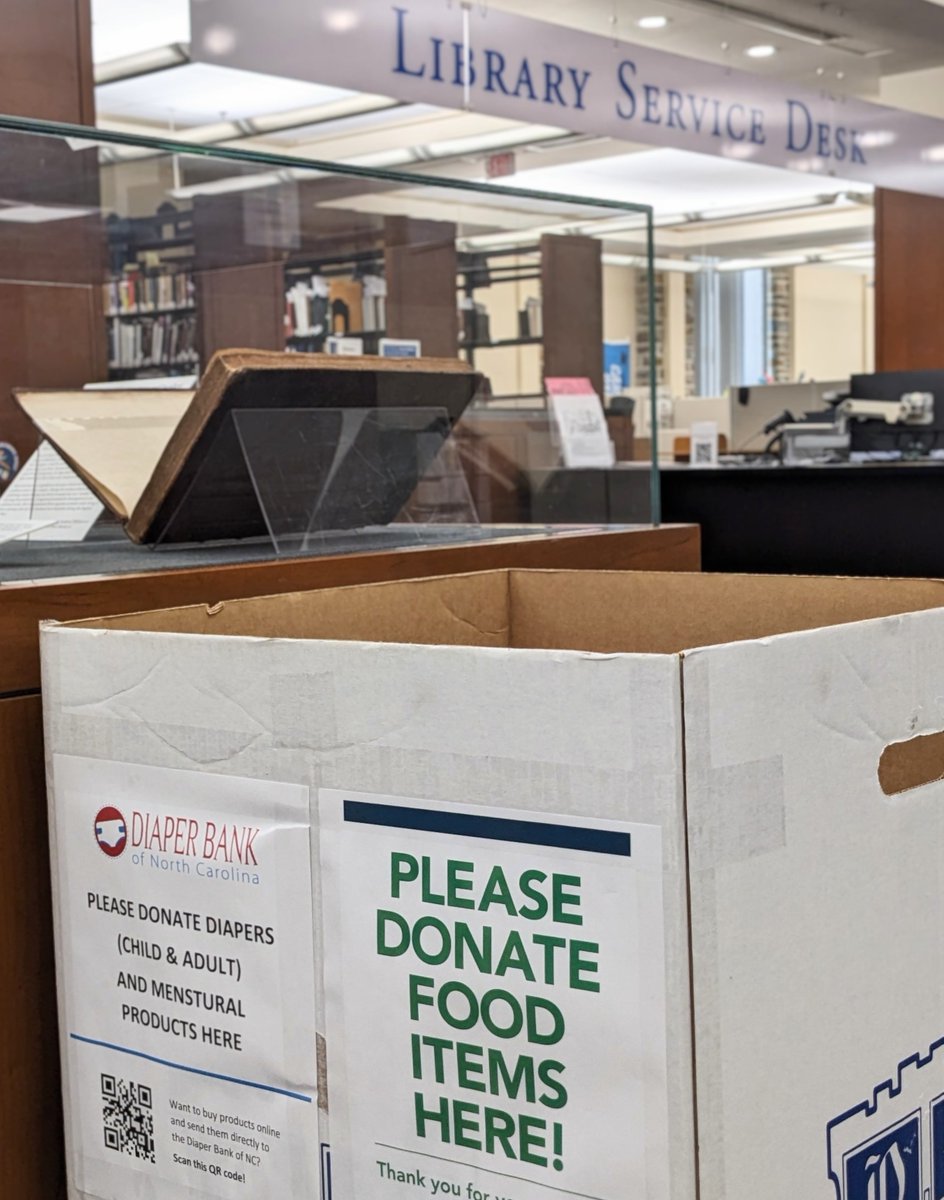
[52,755,319,1200]
[320,790,670,1200]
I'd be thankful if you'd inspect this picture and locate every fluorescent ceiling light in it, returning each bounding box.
[858,130,897,149]
[717,240,874,271]
[91,0,190,63]
[745,44,778,58]
[0,204,94,223]
[344,124,568,170]
[604,253,699,273]
[718,254,806,271]
[169,169,315,199]
[637,15,671,29]
[95,43,190,85]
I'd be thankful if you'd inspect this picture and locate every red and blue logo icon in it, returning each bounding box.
[94,807,127,857]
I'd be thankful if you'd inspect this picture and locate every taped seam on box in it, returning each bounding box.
[689,756,786,872]
[682,653,787,872]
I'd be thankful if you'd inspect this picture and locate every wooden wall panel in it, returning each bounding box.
[875,188,944,371]
[0,695,64,1200]
[385,216,459,357]
[541,234,604,398]
[0,0,93,122]
[0,0,102,470]
[196,261,287,362]
[0,280,107,466]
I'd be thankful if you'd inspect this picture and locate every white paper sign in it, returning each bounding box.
[548,383,616,468]
[52,756,319,1200]
[326,335,364,356]
[0,440,103,541]
[689,419,720,467]
[321,790,669,1200]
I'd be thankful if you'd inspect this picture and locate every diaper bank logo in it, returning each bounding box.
[94,807,128,858]
[828,1035,944,1200]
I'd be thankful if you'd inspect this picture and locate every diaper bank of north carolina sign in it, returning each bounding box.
[191,0,944,197]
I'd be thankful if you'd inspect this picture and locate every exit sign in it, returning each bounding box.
[486,151,516,179]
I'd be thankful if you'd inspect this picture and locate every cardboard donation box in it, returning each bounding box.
[41,568,944,1200]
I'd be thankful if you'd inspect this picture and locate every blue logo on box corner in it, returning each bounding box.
[845,1115,920,1200]
[827,1036,944,1199]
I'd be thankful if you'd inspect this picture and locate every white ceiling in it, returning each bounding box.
[499,148,871,217]
[97,63,357,127]
[489,0,944,95]
[90,0,887,267]
[92,0,189,62]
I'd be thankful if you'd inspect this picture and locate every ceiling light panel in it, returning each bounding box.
[95,62,358,127]
[92,0,190,62]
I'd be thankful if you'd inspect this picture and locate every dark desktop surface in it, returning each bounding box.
[534,460,944,577]
[657,461,944,576]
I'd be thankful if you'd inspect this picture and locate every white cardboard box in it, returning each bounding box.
[41,568,944,1200]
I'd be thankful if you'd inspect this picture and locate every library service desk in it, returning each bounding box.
[0,521,700,1200]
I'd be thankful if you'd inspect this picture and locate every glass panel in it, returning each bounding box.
[0,114,658,576]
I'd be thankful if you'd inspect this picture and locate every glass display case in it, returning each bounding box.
[0,113,660,577]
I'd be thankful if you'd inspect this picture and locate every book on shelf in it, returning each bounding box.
[107,312,199,370]
[518,296,542,339]
[284,273,386,343]
[284,275,329,339]
[103,266,195,316]
[328,278,364,335]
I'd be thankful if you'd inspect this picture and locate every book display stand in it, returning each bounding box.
[14,350,483,550]
[156,405,480,557]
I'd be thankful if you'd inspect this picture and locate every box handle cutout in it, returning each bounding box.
[879,730,944,795]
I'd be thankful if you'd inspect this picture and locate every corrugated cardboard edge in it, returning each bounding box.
[40,569,944,658]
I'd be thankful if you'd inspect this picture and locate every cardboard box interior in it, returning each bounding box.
[70,568,944,654]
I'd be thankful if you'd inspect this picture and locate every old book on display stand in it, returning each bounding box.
[14,349,482,547]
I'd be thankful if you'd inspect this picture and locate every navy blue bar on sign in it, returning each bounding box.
[342,800,631,857]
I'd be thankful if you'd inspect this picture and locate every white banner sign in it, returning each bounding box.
[192,0,944,197]
[320,789,669,1200]
[53,756,319,1200]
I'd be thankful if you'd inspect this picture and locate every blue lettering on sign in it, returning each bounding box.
[391,4,594,112]
[845,1115,920,1200]
[786,98,813,151]
[785,97,867,163]
[616,59,637,120]
[390,6,869,167]
[393,6,425,79]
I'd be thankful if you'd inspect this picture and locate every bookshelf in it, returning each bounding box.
[103,209,199,378]
[99,199,602,395]
[283,248,387,354]
[458,234,604,399]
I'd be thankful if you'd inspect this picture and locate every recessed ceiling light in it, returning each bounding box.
[745,44,778,58]
[637,15,670,29]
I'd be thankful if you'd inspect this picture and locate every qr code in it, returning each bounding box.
[101,1073,155,1162]
[693,440,713,463]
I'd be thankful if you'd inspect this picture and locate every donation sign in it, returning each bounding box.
[321,790,670,1200]
[53,755,319,1199]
